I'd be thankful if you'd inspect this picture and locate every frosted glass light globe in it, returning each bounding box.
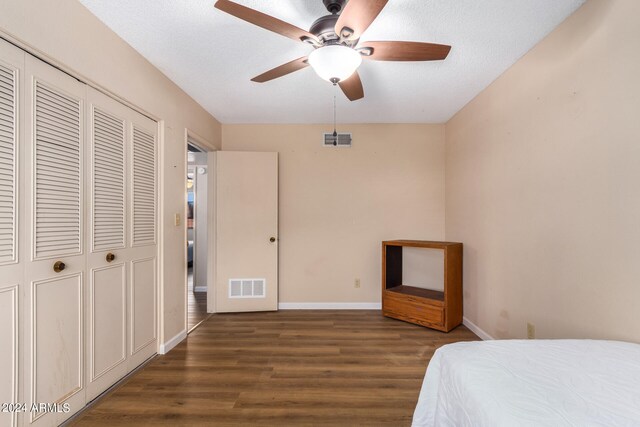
[308,45,362,83]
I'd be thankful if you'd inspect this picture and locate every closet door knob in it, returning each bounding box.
[106,253,116,263]
[53,261,66,273]
[269,237,276,243]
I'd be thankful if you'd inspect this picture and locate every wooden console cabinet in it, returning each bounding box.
[382,240,463,332]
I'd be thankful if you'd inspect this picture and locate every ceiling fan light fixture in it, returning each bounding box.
[308,45,362,83]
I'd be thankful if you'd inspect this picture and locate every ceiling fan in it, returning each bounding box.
[214,0,451,101]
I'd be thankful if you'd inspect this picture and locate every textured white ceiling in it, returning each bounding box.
[78,0,585,124]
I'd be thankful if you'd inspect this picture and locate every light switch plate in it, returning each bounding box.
[175,213,181,226]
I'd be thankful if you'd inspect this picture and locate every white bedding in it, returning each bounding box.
[412,340,640,427]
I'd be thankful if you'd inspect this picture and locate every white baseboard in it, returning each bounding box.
[193,286,207,292]
[159,329,187,354]
[463,316,494,340]
[278,302,382,310]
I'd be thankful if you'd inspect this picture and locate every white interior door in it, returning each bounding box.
[23,54,87,426]
[85,87,130,401]
[215,151,278,313]
[0,39,23,427]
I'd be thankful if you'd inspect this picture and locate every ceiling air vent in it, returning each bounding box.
[323,133,352,147]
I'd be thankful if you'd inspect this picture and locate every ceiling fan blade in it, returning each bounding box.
[335,0,388,41]
[215,0,319,44]
[251,57,309,83]
[359,41,451,61]
[338,72,364,101]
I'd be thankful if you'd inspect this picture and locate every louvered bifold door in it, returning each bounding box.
[85,88,129,401]
[0,39,24,427]
[128,111,158,369]
[23,54,87,426]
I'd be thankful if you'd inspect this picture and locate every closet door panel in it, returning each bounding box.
[85,88,130,400]
[128,115,157,368]
[24,54,86,426]
[0,284,19,427]
[0,38,22,427]
[87,264,126,401]
[30,274,82,420]
[131,257,156,354]
[91,266,126,374]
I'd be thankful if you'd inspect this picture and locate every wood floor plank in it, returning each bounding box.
[70,310,478,426]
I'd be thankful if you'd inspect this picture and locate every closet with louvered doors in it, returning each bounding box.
[12,50,159,426]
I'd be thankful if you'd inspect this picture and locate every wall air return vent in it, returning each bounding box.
[323,133,352,147]
[229,278,266,299]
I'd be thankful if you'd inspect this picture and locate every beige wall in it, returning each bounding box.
[222,124,446,304]
[0,0,222,343]
[445,0,640,342]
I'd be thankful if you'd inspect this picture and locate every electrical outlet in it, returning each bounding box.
[354,278,361,288]
[527,323,536,339]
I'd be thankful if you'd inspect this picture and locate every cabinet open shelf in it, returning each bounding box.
[382,240,462,332]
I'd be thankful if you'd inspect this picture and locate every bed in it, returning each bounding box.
[412,340,640,426]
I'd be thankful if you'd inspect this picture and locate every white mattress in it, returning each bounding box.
[412,340,640,427]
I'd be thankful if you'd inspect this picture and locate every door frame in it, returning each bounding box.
[184,129,217,330]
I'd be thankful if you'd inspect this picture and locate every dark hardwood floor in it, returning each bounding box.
[70,310,478,426]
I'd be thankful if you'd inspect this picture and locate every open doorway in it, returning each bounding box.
[187,141,210,331]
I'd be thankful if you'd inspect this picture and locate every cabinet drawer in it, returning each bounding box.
[383,293,444,327]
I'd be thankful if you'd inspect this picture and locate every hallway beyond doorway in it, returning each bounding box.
[187,266,208,331]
